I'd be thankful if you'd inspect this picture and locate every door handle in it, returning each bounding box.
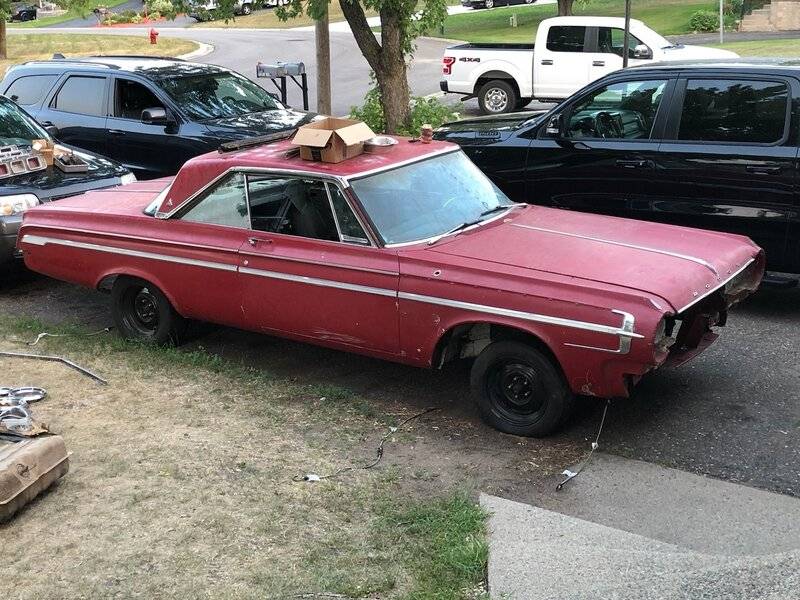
[616,159,654,169]
[108,129,125,135]
[40,121,54,127]
[593,60,606,67]
[541,59,554,65]
[745,165,782,174]
[248,237,273,247]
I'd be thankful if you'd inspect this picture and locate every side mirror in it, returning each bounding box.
[44,125,59,138]
[544,114,563,138]
[633,44,653,60]
[141,107,168,125]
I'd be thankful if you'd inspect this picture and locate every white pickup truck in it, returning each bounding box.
[441,16,738,114]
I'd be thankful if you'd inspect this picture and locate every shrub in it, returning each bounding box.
[689,10,719,32]
[146,0,175,18]
[350,85,459,136]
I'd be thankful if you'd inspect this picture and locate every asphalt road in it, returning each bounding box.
[13,26,455,116]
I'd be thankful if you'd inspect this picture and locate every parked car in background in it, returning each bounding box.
[17,133,763,436]
[0,57,316,180]
[8,4,37,22]
[189,0,288,20]
[461,0,537,9]
[0,95,134,269]
[435,59,800,277]
[440,16,738,114]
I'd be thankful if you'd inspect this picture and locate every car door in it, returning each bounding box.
[239,174,400,355]
[534,25,593,99]
[37,73,110,156]
[587,26,652,83]
[524,76,674,218]
[106,76,186,179]
[655,75,795,271]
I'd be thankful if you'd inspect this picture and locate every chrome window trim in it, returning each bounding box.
[398,292,644,340]
[676,257,755,314]
[512,223,719,276]
[21,234,237,272]
[341,146,460,183]
[324,182,371,247]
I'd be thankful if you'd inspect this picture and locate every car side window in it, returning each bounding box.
[677,79,789,144]
[51,76,106,116]
[565,79,668,140]
[328,185,369,245]
[5,74,59,106]
[181,173,250,228]
[597,27,645,58]
[546,26,588,53]
[247,176,339,242]
[114,79,165,120]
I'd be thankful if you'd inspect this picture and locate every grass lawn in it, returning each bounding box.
[712,38,800,57]
[0,314,489,598]
[430,0,720,43]
[0,34,198,71]
[7,0,128,28]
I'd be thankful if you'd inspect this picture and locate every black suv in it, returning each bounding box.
[435,59,800,276]
[0,95,133,269]
[0,56,316,180]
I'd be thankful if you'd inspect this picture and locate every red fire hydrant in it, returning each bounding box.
[149,28,159,45]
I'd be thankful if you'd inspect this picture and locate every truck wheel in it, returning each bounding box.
[485,0,494,8]
[241,3,252,15]
[111,277,186,346]
[478,80,518,114]
[470,341,574,437]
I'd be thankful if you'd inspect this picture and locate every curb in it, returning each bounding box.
[178,40,215,60]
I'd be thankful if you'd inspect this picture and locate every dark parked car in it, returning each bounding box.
[435,59,800,276]
[0,57,316,180]
[0,95,133,269]
[461,0,536,9]
[8,4,37,21]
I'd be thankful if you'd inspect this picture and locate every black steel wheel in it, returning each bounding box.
[111,277,186,345]
[471,341,573,436]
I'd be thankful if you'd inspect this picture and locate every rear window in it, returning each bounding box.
[52,76,106,116]
[677,79,789,144]
[4,74,58,106]
[546,26,587,53]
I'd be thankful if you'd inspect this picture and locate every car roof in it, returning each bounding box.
[7,56,227,81]
[627,57,800,73]
[157,136,458,217]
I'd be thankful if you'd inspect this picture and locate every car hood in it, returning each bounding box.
[661,44,739,60]
[202,108,318,139]
[415,205,761,314]
[0,146,131,202]
[435,110,549,145]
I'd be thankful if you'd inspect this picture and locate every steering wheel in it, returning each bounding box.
[595,111,624,139]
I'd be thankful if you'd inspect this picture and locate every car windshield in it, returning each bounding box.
[157,72,282,121]
[0,96,50,147]
[349,151,515,245]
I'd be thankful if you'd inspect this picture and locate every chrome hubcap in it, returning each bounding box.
[486,87,508,112]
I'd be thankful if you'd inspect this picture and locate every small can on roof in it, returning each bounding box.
[292,117,375,163]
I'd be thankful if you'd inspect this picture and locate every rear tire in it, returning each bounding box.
[111,277,186,346]
[478,79,518,115]
[241,3,252,15]
[470,341,574,437]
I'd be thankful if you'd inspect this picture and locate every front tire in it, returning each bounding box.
[111,277,186,345]
[470,341,574,437]
[241,3,252,15]
[478,79,518,114]
[484,0,494,8]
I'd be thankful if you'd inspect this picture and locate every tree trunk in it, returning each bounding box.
[0,20,7,61]
[338,0,411,133]
[315,4,332,114]
[557,0,574,16]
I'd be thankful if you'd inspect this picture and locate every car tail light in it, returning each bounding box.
[442,56,456,75]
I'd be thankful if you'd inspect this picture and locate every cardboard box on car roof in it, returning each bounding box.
[292,117,375,163]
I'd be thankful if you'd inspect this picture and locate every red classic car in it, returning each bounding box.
[16,134,764,436]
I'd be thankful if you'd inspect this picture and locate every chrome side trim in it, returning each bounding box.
[563,310,637,354]
[677,257,755,314]
[398,292,644,339]
[238,250,399,276]
[21,234,237,272]
[239,266,397,298]
[512,223,719,277]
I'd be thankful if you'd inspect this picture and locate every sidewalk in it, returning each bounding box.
[482,452,800,599]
